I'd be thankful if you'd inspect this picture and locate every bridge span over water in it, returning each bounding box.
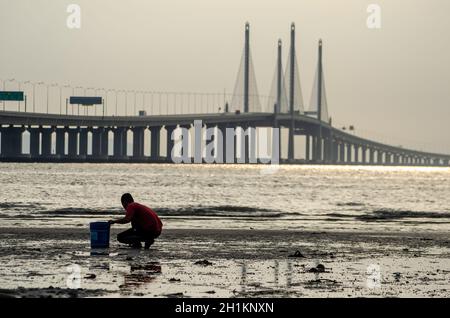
[0,110,449,166]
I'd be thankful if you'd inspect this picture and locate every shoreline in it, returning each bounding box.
[0,227,448,298]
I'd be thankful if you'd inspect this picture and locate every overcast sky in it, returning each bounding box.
[1,0,450,153]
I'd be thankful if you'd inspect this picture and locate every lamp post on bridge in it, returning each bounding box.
[33,82,45,113]
[138,90,146,115]
[130,90,137,116]
[85,87,96,116]
[157,92,162,115]
[74,86,85,115]
[141,91,147,114]
[147,91,157,115]
[166,92,170,115]
[59,84,71,115]
[187,92,192,114]
[17,81,23,111]
[104,89,116,116]
[115,90,126,116]
[22,81,34,112]
[93,88,108,116]
[95,88,108,116]
[124,90,129,116]
[2,78,16,111]
[47,83,59,114]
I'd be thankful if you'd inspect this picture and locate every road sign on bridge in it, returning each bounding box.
[69,96,102,105]
[0,91,24,101]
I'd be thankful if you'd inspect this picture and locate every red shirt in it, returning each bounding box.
[125,202,163,234]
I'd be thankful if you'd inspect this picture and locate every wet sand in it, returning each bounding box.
[0,227,448,298]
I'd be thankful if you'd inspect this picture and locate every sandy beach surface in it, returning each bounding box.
[0,227,448,298]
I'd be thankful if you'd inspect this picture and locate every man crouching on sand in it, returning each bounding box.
[108,193,163,249]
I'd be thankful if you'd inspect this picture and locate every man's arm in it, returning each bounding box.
[109,204,134,225]
[109,215,131,225]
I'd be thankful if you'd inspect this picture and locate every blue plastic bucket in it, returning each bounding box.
[90,222,110,248]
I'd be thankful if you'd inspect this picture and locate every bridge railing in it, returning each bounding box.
[0,80,277,117]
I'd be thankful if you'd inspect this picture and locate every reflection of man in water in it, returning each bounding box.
[109,193,163,249]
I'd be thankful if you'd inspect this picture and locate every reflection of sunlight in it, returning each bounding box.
[278,165,450,173]
[191,164,450,174]
[239,260,295,291]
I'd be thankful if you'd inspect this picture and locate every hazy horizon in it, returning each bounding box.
[1,0,450,154]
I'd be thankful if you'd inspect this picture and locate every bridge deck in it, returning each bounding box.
[1,111,449,162]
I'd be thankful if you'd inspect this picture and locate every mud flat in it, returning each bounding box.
[0,228,448,298]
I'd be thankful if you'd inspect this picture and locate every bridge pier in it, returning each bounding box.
[41,127,53,158]
[384,153,390,165]
[393,154,399,165]
[354,145,359,164]
[346,143,351,164]
[377,151,383,165]
[338,142,345,163]
[332,140,338,164]
[205,125,216,163]
[92,127,108,159]
[165,125,176,162]
[113,127,128,158]
[243,126,250,163]
[221,125,236,164]
[150,127,161,161]
[102,128,110,156]
[369,148,375,164]
[322,137,328,163]
[67,128,78,158]
[248,126,257,164]
[56,128,66,157]
[29,127,40,157]
[311,137,317,162]
[178,124,192,163]
[79,128,89,157]
[305,135,310,162]
[0,126,23,158]
[133,127,145,159]
[315,137,322,163]
[323,137,331,163]
[405,156,410,165]
[361,146,367,164]
[217,125,227,163]
[92,128,100,157]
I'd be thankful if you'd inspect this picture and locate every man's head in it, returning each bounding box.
[121,193,134,209]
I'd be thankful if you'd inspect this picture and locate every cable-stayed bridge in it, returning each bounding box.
[1,23,449,166]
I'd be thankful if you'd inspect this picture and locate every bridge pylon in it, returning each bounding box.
[230,23,261,113]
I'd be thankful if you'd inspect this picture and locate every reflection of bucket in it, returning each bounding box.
[90,222,110,248]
